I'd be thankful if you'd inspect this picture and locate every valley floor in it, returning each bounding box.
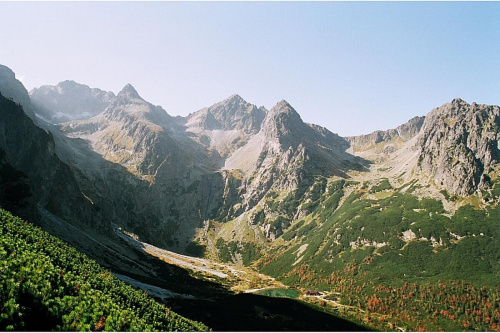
[33,208,369,331]
[113,227,378,331]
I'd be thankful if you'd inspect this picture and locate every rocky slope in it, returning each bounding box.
[41,86,367,253]
[0,65,37,122]
[227,100,367,209]
[61,83,218,181]
[44,84,227,251]
[30,80,116,123]
[0,92,101,230]
[347,99,500,197]
[187,94,266,134]
[184,94,266,159]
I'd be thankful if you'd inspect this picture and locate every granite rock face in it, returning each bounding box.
[347,98,500,197]
[184,94,267,159]
[414,98,500,196]
[62,83,218,181]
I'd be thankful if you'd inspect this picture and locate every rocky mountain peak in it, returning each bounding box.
[187,94,266,135]
[225,93,244,104]
[269,100,301,118]
[30,80,116,123]
[117,84,143,102]
[214,93,248,112]
[54,80,105,95]
[264,100,304,137]
[58,80,79,88]
[451,97,468,106]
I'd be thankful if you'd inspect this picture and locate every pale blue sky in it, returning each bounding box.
[1,2,499,136]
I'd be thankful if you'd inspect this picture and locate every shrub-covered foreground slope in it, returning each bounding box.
[257,179,500,331]
[0,208,208,331]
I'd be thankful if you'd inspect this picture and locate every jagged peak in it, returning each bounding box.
[269,99,300,118]
[220,93,247,106]
[451,97,468,105]
[263,99,306,137]
[117,84,143,101]
[271,99,297,111]
[208,94,253,115]
[276,99,291,108]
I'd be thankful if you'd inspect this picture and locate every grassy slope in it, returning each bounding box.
[0,208,208,331]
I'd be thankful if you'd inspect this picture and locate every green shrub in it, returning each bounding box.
[0,208,208,331]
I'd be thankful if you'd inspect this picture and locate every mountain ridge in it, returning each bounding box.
[30,80,115,123]
[3,64,500,249]
[2,63,500,331]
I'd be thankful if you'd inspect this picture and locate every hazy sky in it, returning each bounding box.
[1,2,499,136]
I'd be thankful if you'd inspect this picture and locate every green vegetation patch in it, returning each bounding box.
[215,238,261,265]
[258,186,500,331]
[369,178,392,193]
[0,209,208,331]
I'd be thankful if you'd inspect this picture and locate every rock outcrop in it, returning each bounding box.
[188,94,266,134]
[414,98,500,196]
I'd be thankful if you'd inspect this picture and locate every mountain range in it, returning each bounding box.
[1,63,499,331]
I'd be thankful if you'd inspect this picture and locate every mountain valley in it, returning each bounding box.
[1,63,500,331]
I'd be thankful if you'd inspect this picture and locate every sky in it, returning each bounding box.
[1,2,499,136]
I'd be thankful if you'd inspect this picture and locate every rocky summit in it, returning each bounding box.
[30,80,116,124]
[1,63,500,332]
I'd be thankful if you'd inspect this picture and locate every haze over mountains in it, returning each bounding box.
[1,63,500,331]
